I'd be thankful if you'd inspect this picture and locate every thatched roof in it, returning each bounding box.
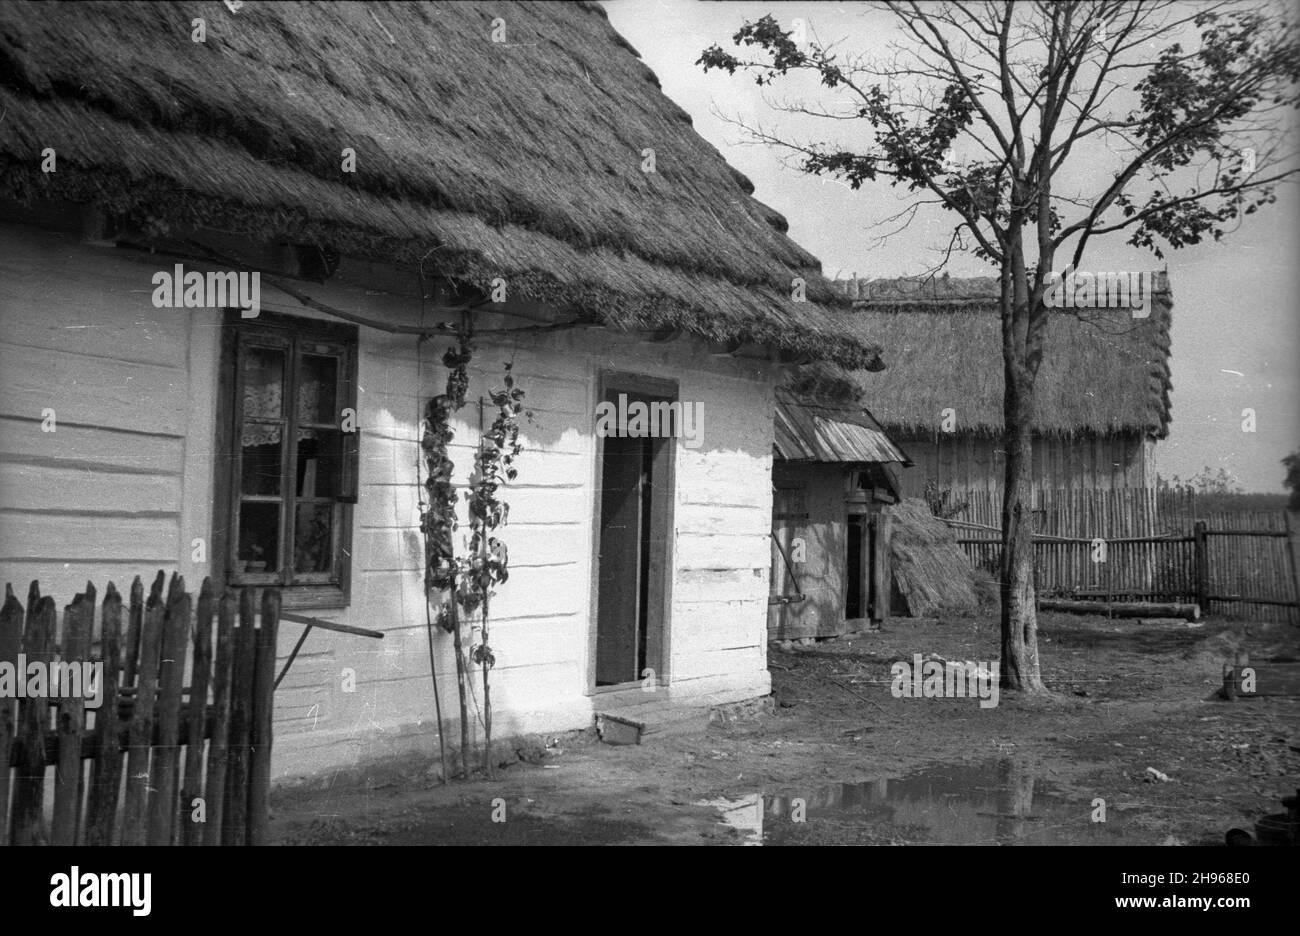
[834,274,1174,437]
[0,1,880,369]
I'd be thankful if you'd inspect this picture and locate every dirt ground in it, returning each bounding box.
[271,612,1300,845]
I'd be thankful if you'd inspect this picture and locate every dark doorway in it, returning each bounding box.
[594,388,673,687]
[866,517,879,619]
[846,513,865,619]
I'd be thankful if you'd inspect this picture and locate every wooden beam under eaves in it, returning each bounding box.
[728,341,776,359]
[707,337,745,356]
[79,203,125,247]
[770,347,813,365]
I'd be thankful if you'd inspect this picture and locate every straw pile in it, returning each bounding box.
[886,499,979,617]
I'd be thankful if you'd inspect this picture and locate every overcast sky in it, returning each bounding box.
[603,0,1300,493]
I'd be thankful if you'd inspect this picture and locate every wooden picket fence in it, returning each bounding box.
[0,573,278,846]
[949,488,1299,623]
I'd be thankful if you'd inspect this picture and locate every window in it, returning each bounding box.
[217,310,358,608]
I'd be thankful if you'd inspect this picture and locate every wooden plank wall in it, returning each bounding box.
[768,463,848,640]
[895,430,1149,500]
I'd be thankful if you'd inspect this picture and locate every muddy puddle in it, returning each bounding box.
[704,760,1125,845]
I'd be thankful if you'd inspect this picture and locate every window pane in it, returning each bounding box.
[299,354,339,426]
[238,501,280,573]
[294,502,334,574]
[241,432,282,495]
[242,347,285,419]
[296,429,341,498]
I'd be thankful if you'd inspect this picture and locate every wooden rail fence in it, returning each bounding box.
[947,489,1299,623]
[0,573,278,845]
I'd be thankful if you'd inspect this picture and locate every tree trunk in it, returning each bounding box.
[999,377,1047,693]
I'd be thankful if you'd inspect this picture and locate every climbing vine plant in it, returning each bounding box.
[420,315,526,777]
[463,362,525,772]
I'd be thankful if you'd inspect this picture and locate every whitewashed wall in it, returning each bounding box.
[0,222,776,779]
[0,223,215,599]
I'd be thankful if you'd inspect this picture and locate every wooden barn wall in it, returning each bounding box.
[769,462,849,639]
[893,431,1149,500]
[0,221,777,780]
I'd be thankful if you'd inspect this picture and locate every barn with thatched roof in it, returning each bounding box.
[0,1,882,777]
[833,274,1173,502]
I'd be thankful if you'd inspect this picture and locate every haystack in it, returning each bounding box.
[886,499,979,617]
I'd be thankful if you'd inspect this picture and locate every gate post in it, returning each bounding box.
[1193,520,1209,615]
[1286,510,1300,617]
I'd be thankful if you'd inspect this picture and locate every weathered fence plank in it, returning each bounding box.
[51,583,94,845]
[181,578,214,846]
[123,575,144,686]
[12,586,55,845]
[204,590,237,846]
[0,585,24,846]
[248,588,280,846]
[121,572,165,846]
[148,576,190,845]
[85,582,123,846]
[222,588,257,846]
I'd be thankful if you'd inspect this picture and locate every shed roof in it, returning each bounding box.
[774,388,911,465]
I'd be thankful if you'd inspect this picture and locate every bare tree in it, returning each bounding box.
[701,0,1299,692]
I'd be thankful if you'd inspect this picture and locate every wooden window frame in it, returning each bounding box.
[213,309,359,610]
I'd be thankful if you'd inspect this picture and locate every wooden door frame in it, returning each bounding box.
[844,503,870,625]
[586,370,678,694]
